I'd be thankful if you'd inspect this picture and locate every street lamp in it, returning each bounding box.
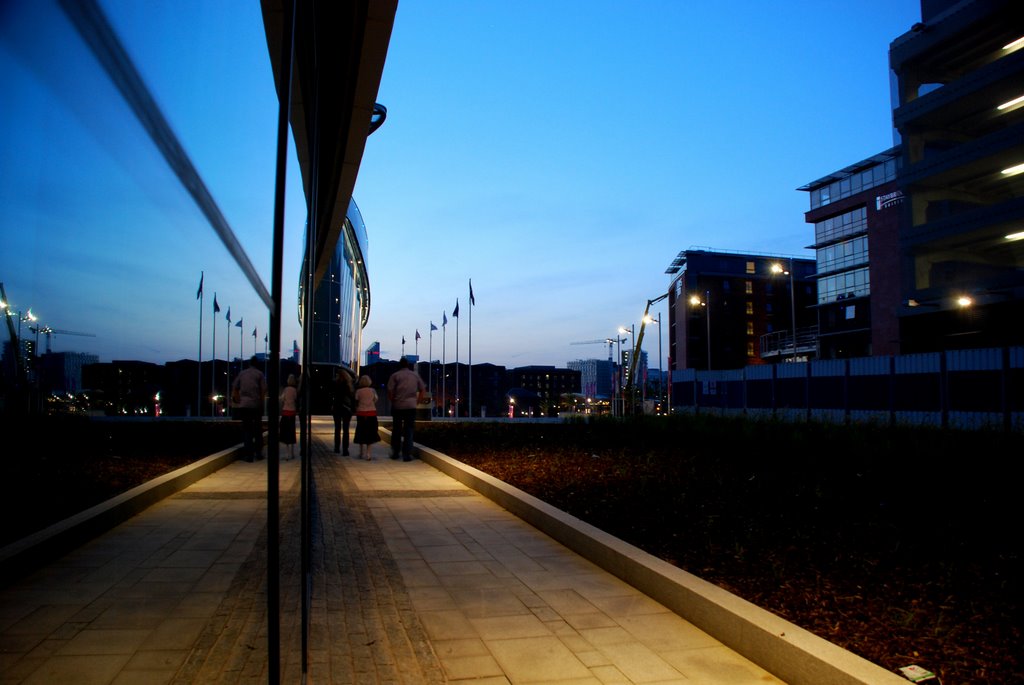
[689,292,711,369]
[771,260,797,361]
[644,312,663,413]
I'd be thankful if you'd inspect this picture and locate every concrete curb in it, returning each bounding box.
[403,435,907,685]
[0,444,244,586]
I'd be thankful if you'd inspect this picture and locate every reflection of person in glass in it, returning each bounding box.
[279,374,299,460]
[353,375,380,460]
[386,357,426,461]
[232,356,266,461]
[332,367,355,456]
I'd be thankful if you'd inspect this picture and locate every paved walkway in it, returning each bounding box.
[0,418,783,684]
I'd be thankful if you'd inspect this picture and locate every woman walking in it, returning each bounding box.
[279,374,299,460]
[353,375,380,460]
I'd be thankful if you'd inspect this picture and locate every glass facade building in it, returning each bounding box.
[306,198,370,372]
[800,148,903,359]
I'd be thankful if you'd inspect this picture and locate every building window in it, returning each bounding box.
[745,301,753,315]
[745,280,753,294]
[818,267,870,304]
[814,206,867,245]
[745,261,755,274]
[746,321,754,335]
[809,159,898,210]
[747,342,755,356]
[817,235,869,275]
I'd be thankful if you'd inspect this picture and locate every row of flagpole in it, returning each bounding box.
[195,270,267,417]
[402,279,475,417]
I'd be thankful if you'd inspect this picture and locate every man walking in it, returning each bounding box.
[386,357,426,461]
[232,355,267,461]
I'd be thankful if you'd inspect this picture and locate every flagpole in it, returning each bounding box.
[197,271,203,417]
[225,307,232,418]
[455,300,460,418]
[442,311,447,418]
[428,324,434,414]
[212,293,218,416]
[468,279,473,418]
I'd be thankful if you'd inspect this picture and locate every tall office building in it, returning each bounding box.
[799,148,904,358]
[889,0,1024,351]
[568,358,615,399]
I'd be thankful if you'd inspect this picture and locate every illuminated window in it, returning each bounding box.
[745,301,753,315]
[747,342,755,356]
[745,280,753,294]
[745,261,755,274]
[746,321,754,335]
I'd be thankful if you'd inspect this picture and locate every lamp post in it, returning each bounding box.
[689,292,711,369]
[771,260,797,361]
[644,312,663,413]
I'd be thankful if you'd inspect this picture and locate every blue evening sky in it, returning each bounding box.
[0,1,921,371]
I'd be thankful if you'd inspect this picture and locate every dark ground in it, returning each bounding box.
[4,414,1021,685]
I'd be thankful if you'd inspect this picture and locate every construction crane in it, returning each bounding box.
[624,292,669,414]
[570,338,616,363]
[28,325,97,354]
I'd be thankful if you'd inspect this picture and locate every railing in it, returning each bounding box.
[671,346,1024,432]
[759,326,819,359]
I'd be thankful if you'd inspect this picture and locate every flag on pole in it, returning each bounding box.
[430,322,437,331]
[402,335,406,345]
[415,330,421,341]
[453,299,460,318]
[226,307,231,324]
[443,312,448,327]
[213,295,220,314]
[196,272,204,299]
[470,280,475,306]
[235,318,243,328]
[252,327,257,339]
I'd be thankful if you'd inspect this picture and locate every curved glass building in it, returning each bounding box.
[303,197,370,373]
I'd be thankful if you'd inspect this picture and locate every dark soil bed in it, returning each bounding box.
[414,416,1023,685]
[0,416,245,546]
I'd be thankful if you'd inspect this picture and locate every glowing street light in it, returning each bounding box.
[689,292,711,370]
[771,260,798,362]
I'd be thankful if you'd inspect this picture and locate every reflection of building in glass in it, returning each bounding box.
[306,198,370,370]
[40,351,99,394]
[889,0,1024,351]
[666,249,816,371]
[365,341,381,366]
[799,148,904,358]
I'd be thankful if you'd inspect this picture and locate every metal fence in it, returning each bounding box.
[670,346,1024,431]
